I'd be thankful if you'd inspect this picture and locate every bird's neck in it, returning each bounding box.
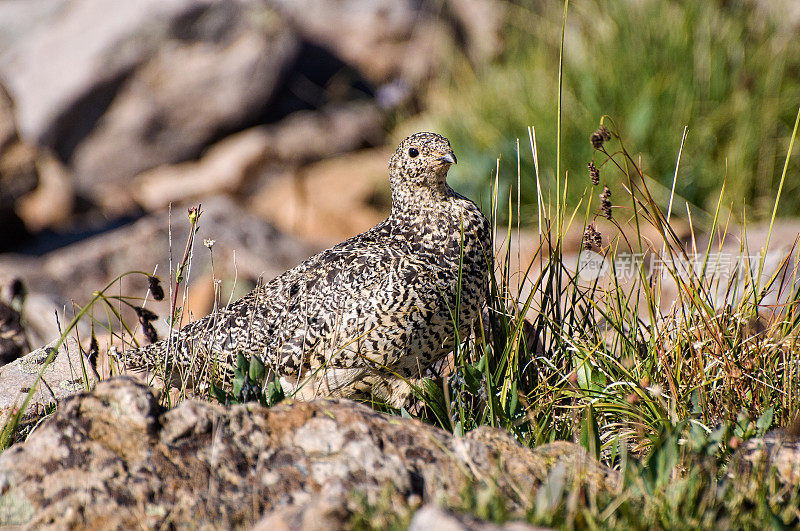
[390,168,453,216]
[390,182,453,220]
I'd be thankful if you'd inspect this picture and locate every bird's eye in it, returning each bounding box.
[408,147,419,158]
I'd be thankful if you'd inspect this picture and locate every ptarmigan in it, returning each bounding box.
[122,132,491,406]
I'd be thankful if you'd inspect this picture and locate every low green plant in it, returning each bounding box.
[209,352,285,407]
[348,486,415,531]
[348,414,799,528]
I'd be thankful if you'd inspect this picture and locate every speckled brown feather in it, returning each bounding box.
[120,132,491,406]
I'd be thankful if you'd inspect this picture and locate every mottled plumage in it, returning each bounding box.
[121,132,491,406]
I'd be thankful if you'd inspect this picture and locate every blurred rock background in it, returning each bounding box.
[0,0,798,362]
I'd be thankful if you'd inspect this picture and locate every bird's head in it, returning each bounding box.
[389,132,457,198]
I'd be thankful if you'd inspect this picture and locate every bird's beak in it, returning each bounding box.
[438,151,457,165]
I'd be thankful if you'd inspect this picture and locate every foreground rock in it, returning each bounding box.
[0,337,95,439]
[0,378,617,529]
[408,505,545,531]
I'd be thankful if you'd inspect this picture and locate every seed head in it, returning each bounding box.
[143,321,158,344]
[187,206,200,225]
[147,275,164,301]
[583,224,602,250]
[600,186,613,220]
[135,307,158,323]
[88,334,99,370]
[590,132,603,150]
[588,161,600,186]
[590,125,612,150]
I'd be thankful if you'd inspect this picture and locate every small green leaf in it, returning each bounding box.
[236,353,249,377]
[507,381,519,416]
[690,389,701,414]
[266,378,285,406]
[608,435,619,468]
[756,407,774,436]
[249,356,266,383]
[579,403,601,461]
[233,375,245,397]
[462,364,482,392]
[400,407,412,419]
[171,306,183,326]
[209,380,228,405]
[574,355,592,391]
[422,378,451,432]
[687,422,708,452]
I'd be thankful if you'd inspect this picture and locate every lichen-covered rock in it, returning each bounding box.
[0,378,617,529]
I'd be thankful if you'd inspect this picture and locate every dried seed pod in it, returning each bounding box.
[600,186,612,220]
[143,321,158,344]
[590,125,612,150]
[583,224,599,250]
[588,161,600,185]
[590,132,604,150]
[135,307,158,323]
[88,334,99,371]
[147,275,164,301]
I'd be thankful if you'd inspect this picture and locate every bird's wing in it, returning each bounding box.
[261,243,440,370]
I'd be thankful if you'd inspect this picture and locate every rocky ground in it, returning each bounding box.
[0,377,797,529]
[0,377,614,529]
